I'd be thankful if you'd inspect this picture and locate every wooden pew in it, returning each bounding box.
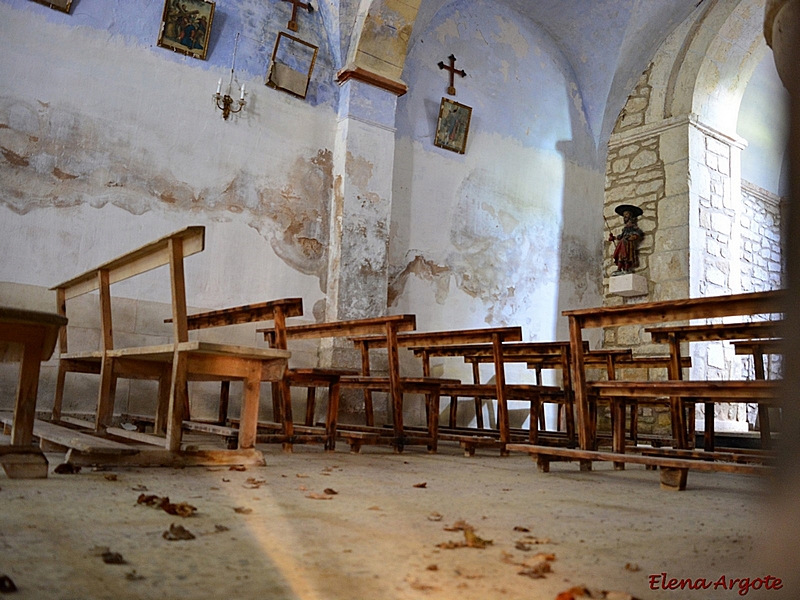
[46,226,290,468]
[0,307,68,478]
[645,320,782,451]
[510,290,783,489]
[166,297,355,452]
[348,327,565,455]
[259,315,460,453]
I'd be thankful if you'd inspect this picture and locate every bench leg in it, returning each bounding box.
[52,362,67,423]
[166,352,189,452]
[427,392,440,454]
[534,453,550,473]
[238,362,261,450]
[528,397,540,444]
[155,365,172,435]
[660,467,688,491]
[305,387,317,426]
[12,333,45,447]
[448,395,457,428]
[324,381,340,452]
[280,378,294,453]
[611,399,626,470]
[95,357,117,431]
[218,381,230,426]
[703,401,715,452]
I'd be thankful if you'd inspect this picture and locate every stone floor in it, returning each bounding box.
[0,439,796,600]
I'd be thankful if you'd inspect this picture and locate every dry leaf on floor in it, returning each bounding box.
[131,485,148,492]
[296,473,309,478]
[368,506,381,511]
[438,523,492,549]
[214,524,230,532]
[0,575,17,593]
[298,485,307,491]
[427,512,443,521]
[243,478,266,489]
[305,493,333,500]
[162,523,195,541]
[103,473,118,481]
[518,561,551,579]
[323,488,338,495]
[464,528,493,549]
[229,465,247,472]
[515,541,533,551]
[233,506,252,514]
[520,535,553,545]
[426,564,438,571]
[163,502,197,518]
[513,526,530,532]
[555,587,640,600]
[436,540,467,549]
[222,478,230,483]
[101,551,126,565]
[406,577,438,592]
[125,570,145,581]
[443,520,471,532]
[413,482,427,488]
[54,463,81,474]
[624,563,640,572]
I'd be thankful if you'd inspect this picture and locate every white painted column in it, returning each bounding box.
[325,79,399,320]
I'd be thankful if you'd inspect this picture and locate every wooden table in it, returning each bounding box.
[0,307,68,478]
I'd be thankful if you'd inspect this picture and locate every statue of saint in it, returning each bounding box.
[608,204,644,275]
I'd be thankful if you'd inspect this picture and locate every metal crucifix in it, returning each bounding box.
[437,54,466,95]
[283,0,313,32]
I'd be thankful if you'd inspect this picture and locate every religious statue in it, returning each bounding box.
[608,204,644,275]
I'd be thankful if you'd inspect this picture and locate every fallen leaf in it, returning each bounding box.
[305,493,333,500]
[427,512,443,521]
[443,520,471,532]
[436,540,466,549]
[407,578,438,592]
[624,563,640,572]
[513,526,530,532]
[368,506,381,511]
[229,465,247,472]
[209,486,220,491]
[103,473,118,481]
[0,575,17,593]
[413,482,427,488]
[131,485,148,492]
[556,586,592,600]
[162,523,195,541]
[516,552,556,580]
[214,524,230,532]
[54,463,81,474]
[464,528,492,549]
[298,485,308,491]
[323,488,338,495]
[125,570,145,581]
[101,551,126,565]
[515,541,533,551]
[221,478,230,483]
[233,506,252,514]
[296,474,309,478]
[163,502,197,518]
[243,478,266,489]
[426,564,438,571]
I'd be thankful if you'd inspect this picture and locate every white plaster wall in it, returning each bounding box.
[0,3,336,309]
[390,1,602,347]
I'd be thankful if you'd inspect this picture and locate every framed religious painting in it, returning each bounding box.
[157,0,215,60]
[434,97,472,154]
[29,0,72,13]
[266,32,318,99]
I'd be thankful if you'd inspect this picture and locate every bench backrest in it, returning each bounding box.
[50,226,205,354]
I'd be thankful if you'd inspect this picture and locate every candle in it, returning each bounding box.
[216,78,222,94]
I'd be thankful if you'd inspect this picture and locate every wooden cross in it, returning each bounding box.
[437,54,466,95]
[283,0,313,32]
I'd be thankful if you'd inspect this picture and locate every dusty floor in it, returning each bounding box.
[0,440,795,600]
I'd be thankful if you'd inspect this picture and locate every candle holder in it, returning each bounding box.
[213,85,246,120]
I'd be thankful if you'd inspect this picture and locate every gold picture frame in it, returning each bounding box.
[434,97,472,154]
[157,0,215,61]
[266,32,318,99]
[29,0,72,13]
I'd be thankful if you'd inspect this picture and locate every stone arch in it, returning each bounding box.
[601,0,781,436]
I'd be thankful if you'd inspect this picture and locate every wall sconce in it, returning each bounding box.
[213,32,246,120]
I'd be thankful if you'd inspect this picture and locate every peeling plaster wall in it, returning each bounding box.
[0,1,340,415]
[0,1,337,304]
[390,0,603,346]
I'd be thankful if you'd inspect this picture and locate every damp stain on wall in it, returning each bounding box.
[0,99,334,286]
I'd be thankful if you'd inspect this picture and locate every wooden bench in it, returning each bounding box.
[645,320,782,449]
[348,327,567,455]
[167,297,355,452]
[259,315,463,453]
[512,290,784,488]
[47,226,290,468]
[0,307,68,478]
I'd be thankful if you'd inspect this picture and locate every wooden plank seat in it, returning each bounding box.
[348,326,556,455]
[507,443,772,491]
[0,307,68,478]
[47,226,291,467]
[259,315,446,453]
